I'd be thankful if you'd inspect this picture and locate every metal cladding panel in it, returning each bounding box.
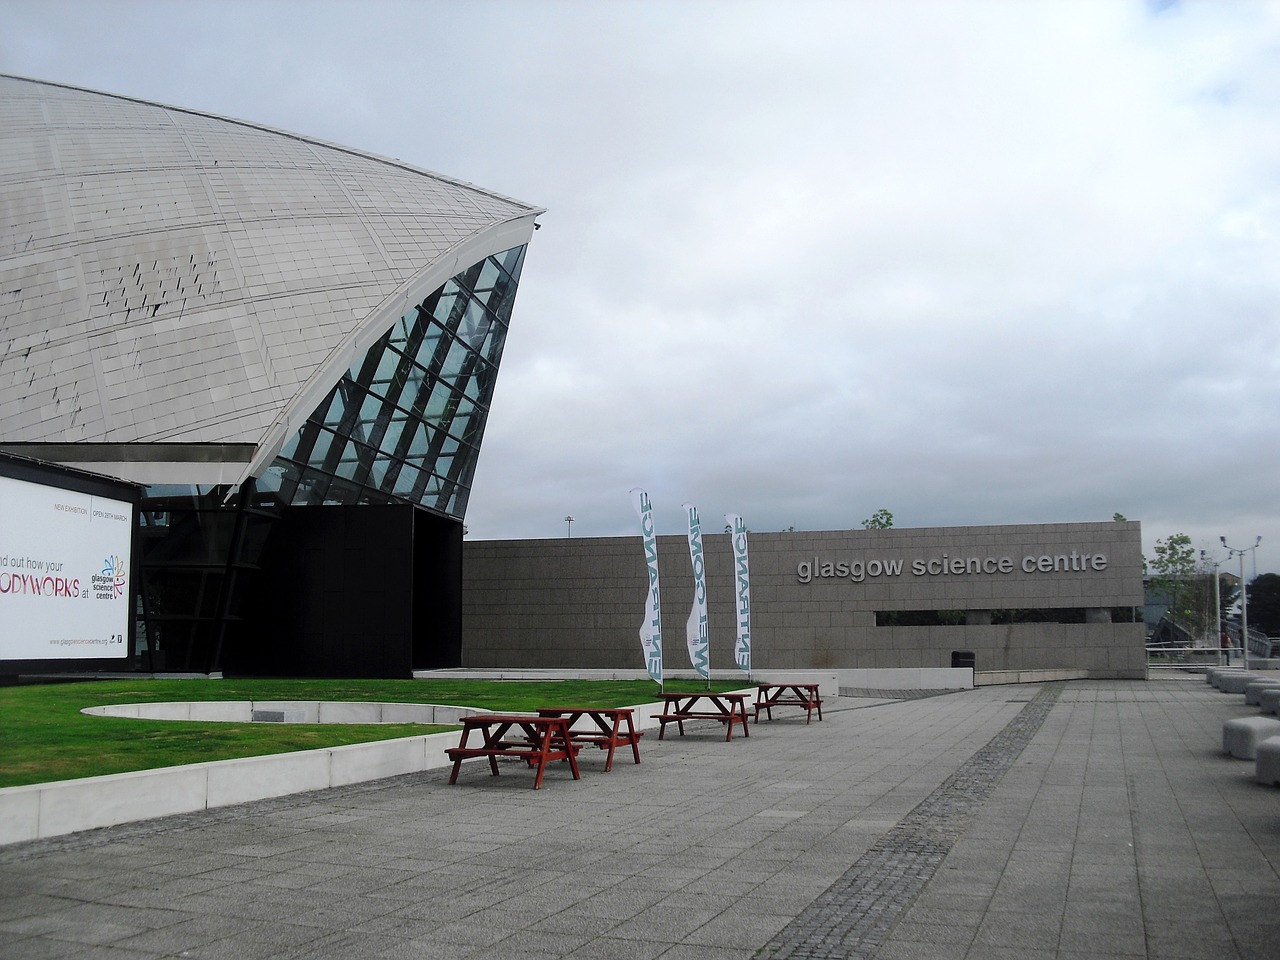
[0,75,541,454]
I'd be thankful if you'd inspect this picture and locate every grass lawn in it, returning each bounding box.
[0,677,746,788]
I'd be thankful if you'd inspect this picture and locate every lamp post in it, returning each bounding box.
[564,515,574,538]
[1221,536,1261,670]
[1202,550,1225,662]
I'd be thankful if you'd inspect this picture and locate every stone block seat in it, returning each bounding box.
[1208,666,1245,686]
[1256,736,1280,786]
[1245,679,1280,705]
[1207,667,1237,686]
[1261,688,1280,716]
[1223,716,1280,759]
[1217,672,1263,695]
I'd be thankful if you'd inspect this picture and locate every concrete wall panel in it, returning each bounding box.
[37,767,210,837]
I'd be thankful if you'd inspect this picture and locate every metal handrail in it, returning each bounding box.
[1145,644,1240,679]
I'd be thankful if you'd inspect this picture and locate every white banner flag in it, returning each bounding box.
[632,488,663,684]
[683,503,710,679]
[726,514,751,676]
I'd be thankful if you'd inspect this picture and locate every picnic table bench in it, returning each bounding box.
[652,692,751,741]
[754,682,823,724]
[446,714,580,789]
[536,707,643,771]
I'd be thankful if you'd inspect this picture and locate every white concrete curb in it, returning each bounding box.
[80,700,484,725]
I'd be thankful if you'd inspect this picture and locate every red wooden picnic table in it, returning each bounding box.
[652,691,751,741]
[446,714,580,789]
[535,707,643,771]
[754,682,823,724]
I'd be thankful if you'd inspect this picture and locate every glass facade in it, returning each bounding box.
[260,245,526,517]
[135,245,527,672]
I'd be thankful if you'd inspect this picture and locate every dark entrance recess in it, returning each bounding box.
[229,504,461,678]
[951,650,976,670]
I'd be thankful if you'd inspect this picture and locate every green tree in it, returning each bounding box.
[1247,573,1280,636]
[1184,567,1238,642]
[1147,533,1198,634]
[861,508,893,530]
[1146,537,1239,642]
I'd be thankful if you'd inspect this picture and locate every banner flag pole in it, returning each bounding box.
[683,503,711,686]
[726,513,752,681]
[631,488,664,689]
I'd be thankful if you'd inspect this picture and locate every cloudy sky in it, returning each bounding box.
[3,0,1278,575]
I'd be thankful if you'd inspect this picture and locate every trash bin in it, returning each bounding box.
[951,650,975,670]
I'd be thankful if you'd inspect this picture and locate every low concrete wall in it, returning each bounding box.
[837,668,974,691]
[975,668,1090,686]
[0,731,457,846]
[81,701,483,724]
[416,668,762,682]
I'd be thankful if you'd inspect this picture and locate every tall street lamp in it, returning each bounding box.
[564,515,574,538]
[1221,535,1262,669]
[1202,550,1226,661]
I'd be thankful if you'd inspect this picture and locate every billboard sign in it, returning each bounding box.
[0,463,137,664]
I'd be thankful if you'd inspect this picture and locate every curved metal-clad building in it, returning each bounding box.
[0,75,543,675]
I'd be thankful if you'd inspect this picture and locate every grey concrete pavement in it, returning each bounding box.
[1,680,1277,959]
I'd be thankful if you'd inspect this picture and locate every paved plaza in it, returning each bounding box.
[1,679,1278,959]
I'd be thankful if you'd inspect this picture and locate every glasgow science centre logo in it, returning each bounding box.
[92,555,127,600]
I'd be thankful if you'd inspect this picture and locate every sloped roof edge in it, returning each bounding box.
[235,210,541,486]
[0,73,539,213]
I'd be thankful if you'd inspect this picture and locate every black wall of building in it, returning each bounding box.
[414,508,463,670]
[231,504,461,678]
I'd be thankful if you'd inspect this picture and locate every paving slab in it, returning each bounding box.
[1,680,1277,958]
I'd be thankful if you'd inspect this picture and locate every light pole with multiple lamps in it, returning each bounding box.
[1202,550,1226,662]
[1221,535,1261,670]
[564,515,574,538]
